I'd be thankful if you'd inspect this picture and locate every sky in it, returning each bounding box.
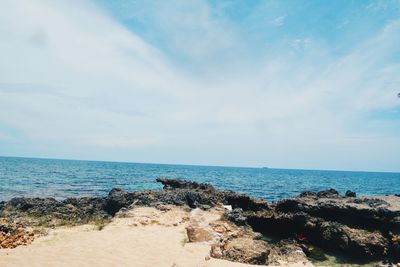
[0,0,400,172]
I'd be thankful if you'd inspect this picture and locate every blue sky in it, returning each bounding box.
[0,0,399,171]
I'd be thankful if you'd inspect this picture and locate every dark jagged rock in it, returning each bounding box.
[224,208,247,226]
[345,190,356,197]
[267,239,309,265]
[242,191,400,261]
[106,182,221,212]
[2,196,109,225]
[104,188,133,216]
[317,188,340,198]
[245,210,390,259]
[299,191,317,198]
[154,181,399,262]
[62,197,106,216]
[223,191,270,211]
[154,178,269,211]
[8,197,61,213]
[274,195,399,232]
[350,197,388,208]
[156,178,215,191]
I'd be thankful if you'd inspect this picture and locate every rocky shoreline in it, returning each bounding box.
[1,178,399,266]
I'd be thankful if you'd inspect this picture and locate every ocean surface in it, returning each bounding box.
[0,156,399,202]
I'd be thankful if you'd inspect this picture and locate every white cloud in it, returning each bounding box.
[0,0,399,171]
[271,15,286,27]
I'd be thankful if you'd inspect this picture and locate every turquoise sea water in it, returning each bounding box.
[0,156,399,201]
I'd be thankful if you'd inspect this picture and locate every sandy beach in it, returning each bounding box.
[0,206,312,267]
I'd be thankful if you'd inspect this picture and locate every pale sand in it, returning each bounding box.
[0,206,313,267]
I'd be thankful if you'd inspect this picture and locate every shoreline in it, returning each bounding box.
[1,178,399,266]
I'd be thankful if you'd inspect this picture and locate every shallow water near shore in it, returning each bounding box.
[261,235,378,267]
[312,256,377,267]
[1,156,399,202]
[307,246,379,267]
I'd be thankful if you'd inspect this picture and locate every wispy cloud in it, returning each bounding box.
[0,0,399,171]
[271,15,286,27]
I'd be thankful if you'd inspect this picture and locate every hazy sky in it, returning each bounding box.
[0,0,399,171]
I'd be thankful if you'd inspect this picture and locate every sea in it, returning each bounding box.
[0,156,399,202]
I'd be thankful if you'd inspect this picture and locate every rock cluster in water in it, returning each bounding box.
[0,178,399,265]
